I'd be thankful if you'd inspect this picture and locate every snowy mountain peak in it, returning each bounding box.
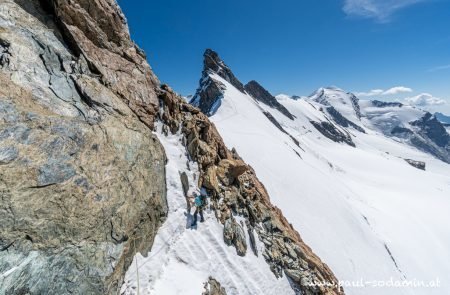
[309,86,362,122]
[203,49,245,92]
[191,49,245,115]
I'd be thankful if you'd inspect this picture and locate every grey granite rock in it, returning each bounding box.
[0,0,167,294]
[0,146,18,164]
[223,217,247,257]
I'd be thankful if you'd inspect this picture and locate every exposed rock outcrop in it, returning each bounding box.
[407,113,450,163]
[245,80,295,120]
[404,159,426,170]
[159,85,342,295]
[223,217,247,257]
[325,106,365,133]
[203,277,228,295]
[411,113,450,148]
[191,49,244,116]
[312,87,362,120]
[0,1,167,293]
[310,121,355,147]
[40,0,160,128]
[202,49,245,93]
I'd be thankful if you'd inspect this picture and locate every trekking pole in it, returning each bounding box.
[134,238,140,295]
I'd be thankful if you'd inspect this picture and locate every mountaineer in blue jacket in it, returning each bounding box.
[191,187,208,227]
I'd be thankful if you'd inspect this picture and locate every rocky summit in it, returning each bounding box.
[191,49,246,116]
[0,1,167,294]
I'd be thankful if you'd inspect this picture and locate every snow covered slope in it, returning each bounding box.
[121,125,294,295]
[199,74,450,294]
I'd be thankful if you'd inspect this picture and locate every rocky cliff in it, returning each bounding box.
[0,0,167,293]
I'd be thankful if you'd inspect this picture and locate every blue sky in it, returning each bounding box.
[118,0,450,114]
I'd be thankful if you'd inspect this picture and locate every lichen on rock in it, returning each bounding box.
[0,0,167,293]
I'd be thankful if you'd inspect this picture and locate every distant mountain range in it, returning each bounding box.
[435,112,450,125]
[191,49,450,295]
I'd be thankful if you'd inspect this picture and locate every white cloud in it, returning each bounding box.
[383,86,413,95]
[343,0,426,22]
[404,93,446,107]
[356,86,413,97]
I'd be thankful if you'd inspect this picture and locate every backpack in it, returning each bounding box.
[195,194,207,207]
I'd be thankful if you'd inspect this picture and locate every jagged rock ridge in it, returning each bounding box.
[191,49,245,116]
[245,80,295,120]
[409,113,450,163]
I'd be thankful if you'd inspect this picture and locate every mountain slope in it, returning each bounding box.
[128,85,341,295]
[193,50,450,295]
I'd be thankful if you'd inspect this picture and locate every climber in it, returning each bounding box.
[190,187,208,227]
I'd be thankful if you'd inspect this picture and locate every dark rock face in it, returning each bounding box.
[262,111,302,148]
[160,85,343,295]
[404,159,426,170]
[191,75,226,116]
[263,111,288,134]
[411,113,450,148]
[244,80,295,120]
[372,100,403,108]
[326,106,365,133]
[310,121,355,147]
[387,113,450,163]
[349,93,362,119]
[0,0,167,294]
[434,112,450,124]
[191,49,244,116]
[203,49,245,92]
[405,113,450,163]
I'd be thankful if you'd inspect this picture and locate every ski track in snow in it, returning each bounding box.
[121,124,294,295]
[208,74,450,295]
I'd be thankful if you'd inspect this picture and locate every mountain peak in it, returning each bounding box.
[310,86,362,120]
[191,49,245,115]
[202,49,245,93]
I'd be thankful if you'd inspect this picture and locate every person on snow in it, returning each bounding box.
[191,187,208,227]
